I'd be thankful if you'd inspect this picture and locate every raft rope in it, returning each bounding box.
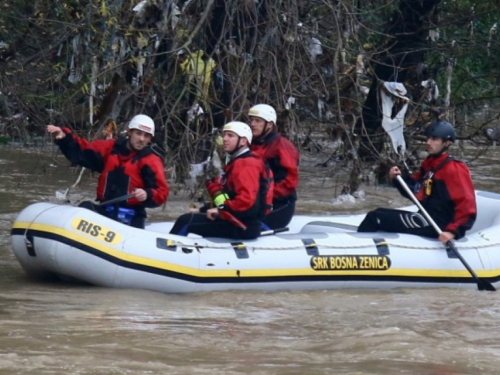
[166,237,500,252]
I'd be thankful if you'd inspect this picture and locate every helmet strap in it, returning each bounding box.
[431,139,451,156]
[227,141,250,162]
[255,121,272,140]
[226,136,242,155]
[442,141,452,153]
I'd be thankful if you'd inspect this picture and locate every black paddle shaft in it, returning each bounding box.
[97,193,136,206]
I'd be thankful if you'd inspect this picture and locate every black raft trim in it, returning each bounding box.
[231,242,249,259]
[10,228,500,286]
[373,238,390,255]
[302,238,319,256]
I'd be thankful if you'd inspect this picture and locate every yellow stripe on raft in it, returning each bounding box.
[12,222,500,280]
[13,221,203,276]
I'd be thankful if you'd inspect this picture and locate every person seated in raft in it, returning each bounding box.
[247,104,300,230]
[170,121,273,240]
[47,115,169,229]
[357,120,476,243]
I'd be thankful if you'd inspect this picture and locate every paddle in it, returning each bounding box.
[261,227,289,236]
[396,175,495,291]
[218,210,247,230]
[97,193,136,206]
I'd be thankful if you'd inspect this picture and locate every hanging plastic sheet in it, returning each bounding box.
[379,81,409,155]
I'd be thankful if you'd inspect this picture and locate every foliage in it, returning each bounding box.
[0,0,498,187]
[431,0,500,125]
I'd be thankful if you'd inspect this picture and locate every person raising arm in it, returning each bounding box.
[47,114,169,228]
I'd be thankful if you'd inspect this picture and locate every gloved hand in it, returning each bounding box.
[206,179,228,207]
[206,179,224,197]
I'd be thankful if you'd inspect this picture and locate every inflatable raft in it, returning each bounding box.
[11,191,500,293]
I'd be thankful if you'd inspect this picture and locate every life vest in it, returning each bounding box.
[407,153,476,239]
[414,155,453,202]
[97,138,159,203]
[251,131,299,202]
[220,152,273,221]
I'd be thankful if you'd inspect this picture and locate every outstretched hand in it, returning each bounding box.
[47,125,66,140]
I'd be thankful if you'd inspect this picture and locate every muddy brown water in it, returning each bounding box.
[2,144,500,375]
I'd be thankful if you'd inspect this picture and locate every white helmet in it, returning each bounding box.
[223,121,253,144]
[248,104,277,123]
[128,114,155,136]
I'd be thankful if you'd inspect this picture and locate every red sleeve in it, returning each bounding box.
[442,162,476,235]
[273,138,299,198]
[57,127,113,172]
[222,158,260,216]
[140,155,169,207]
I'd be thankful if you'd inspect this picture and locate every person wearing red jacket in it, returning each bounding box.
[357,120,476,242]
[47,114,169,229]
[248,104,299,230]
[170,121,273,239]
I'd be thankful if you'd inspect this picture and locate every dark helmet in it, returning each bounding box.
[424,120,456,142]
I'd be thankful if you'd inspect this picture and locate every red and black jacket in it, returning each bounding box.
[217,151,273,224]
[397,153,476,239]
[251,131,299,203]
[56,127,169,209]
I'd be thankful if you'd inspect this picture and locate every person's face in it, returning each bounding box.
[223,131,243,153]
[248,116,267,138]
[426,136,451,155]
[128,129,153,151]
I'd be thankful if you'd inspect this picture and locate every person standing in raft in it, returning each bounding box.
[247,104,299,230]
[47,115,169,229]
[170,121,273,240]
[357,120,476,243]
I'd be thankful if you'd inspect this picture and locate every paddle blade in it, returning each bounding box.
[478,279,496,292]
[446,241,496,292]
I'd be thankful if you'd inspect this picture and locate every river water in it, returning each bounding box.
[2,144,500,375]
